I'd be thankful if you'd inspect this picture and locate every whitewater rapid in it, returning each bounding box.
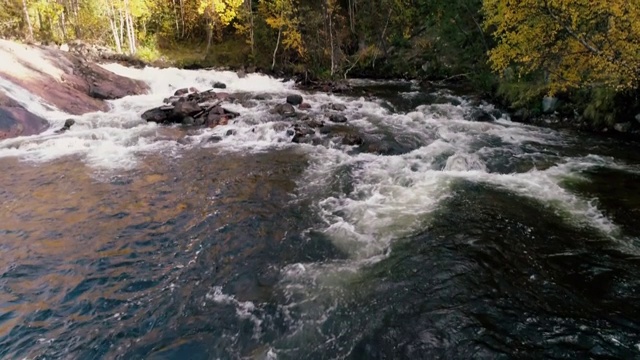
[0,64,630,260]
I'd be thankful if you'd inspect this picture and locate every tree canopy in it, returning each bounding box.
[484,0,640,93]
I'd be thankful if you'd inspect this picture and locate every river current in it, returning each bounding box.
[0,66,639,359]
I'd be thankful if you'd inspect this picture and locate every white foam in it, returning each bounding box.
[0,65,297,169]
[205,286,262,337]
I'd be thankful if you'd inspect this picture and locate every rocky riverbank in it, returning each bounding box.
[0,39,149,139]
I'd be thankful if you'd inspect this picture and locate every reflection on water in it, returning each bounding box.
[0,147,312,359]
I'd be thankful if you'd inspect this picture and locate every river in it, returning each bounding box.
[0,66,639,359]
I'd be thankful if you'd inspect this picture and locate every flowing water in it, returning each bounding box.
[1,65,640,359]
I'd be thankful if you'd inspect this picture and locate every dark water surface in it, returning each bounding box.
[1,80,640,359]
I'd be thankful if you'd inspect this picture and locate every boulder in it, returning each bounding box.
[286,94,303,106]
[0,105,49,139]
[299,103,312,110]
[141,107,172,123]
[510,108,531,123]
[205,113,227,127]
[213,82,227,89]
[173,101,201,117]
[182,116,195,126]
[273,103,296,118]
[54,119,75,133]
[291,123,316,143]
[467,109,494,122]
[237,69,247,78]
[323,103,346,111]
[174,88,189,96]
[328,114,348,123]
[342,133,364,146]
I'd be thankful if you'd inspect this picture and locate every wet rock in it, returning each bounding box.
[141,107,172,123]
[510,108,531,123]
[342,133,364,146]
[467,109,494,122]
[207,135,223,143]
[290,123,316,143]
[240,100,258,108]
[0,105,48,139]
[322,103,346,111]
[286,94,303,106]
[273,103,296,118]
[173,101,201,117]
[0,39,148,115]
[614,122,632,133]
[332,82,351,93]
[329,114,348,123]
[174,88,189,96]
[253,94,272,101]
[182,116,196,126]
[306,118,324,128]
[299,103,312,110]
[163,96,182,105]
[213,82,227,89]
[205,112,230,128]
[489,108,503,120]
[54,119,75,133]
[226,129,236,136]
[237,69,247,78]
[193,116,205,126]
[189,87,200,93]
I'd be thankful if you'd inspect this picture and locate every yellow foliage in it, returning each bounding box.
[259,0,305,57]
[483,0,640,93]
[198,0,244,27]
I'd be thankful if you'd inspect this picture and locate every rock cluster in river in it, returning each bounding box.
[140,87,428,156]
[142,87,240,127]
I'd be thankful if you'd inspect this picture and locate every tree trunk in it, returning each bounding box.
[205,21,213,59]
[179,0,185,38]
[173,0,180,35]
[248,0,254,56]
[59,10,67,41]
[272,26,282,70]
[328,3,334,76]
[107,0,122,53]
[22,0,34,41]
[119,9,125,48]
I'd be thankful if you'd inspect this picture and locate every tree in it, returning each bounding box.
[198,0,244,56]
[259,0,303,69]
[483,0,640,93]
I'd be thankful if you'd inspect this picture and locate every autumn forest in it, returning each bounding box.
[2,0,640,126]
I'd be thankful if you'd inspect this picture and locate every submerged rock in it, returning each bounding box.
[286,94,303,106]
